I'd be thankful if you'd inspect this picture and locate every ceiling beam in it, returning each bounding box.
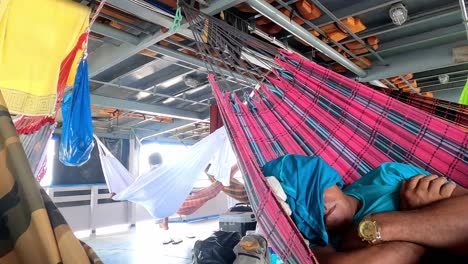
[421,79,467,92]
[418,76,467,87]
[358,41,466,82]
[91,94,205,121]
[105,0,192,37]
[310,0,400,28]
[139,119,202,142]
[91,23,141,45]
[335,6,461,46]
[88,0,244,77]
[139,111,210,141]
[358,24,466,57]
[247,0,367,77]
[54,128,131,139]
[413,64,468,81]
[148,45,259,85]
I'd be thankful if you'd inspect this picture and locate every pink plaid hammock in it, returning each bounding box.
[210,50,468,264]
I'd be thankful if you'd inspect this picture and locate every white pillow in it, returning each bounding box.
[266,176,292,216]
[266,176,287,201]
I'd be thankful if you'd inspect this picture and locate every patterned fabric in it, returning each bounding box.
[222,177,249,204]
[374,87,468,129]
[0,93,102,263]
[0,0,89,116]
[14,33,89,135]
[176,181,224,215]
[209,165,250,204]
[210,50,468,264]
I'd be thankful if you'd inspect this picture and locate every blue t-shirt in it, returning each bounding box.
[343,162,431,224]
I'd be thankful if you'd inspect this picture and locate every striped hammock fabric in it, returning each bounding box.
[0,93,102,263]
[375,87,468,129]
[176,181,224,215]
[210,50,468,264]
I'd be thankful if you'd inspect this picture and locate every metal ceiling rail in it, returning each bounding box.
[333,5,461,46]
[398,75,420,94]
[358,41,465,82]
[97,13,152,35]
[460,0,468,39]
[353,24,466,59]
[169,126,209,138]
[90,80,210,106]
[149,45,261,85]
[246,0,367,77]
[309,0,386,64]
[279,0,401,41]
[422,79,467,92]
[162,39,263,79]
[91,23,141,45]
[414,69,468,82]
[273,0,373,68]
[91,94,206,121]
[89,0,244,77]
[418,75,468,88]
[140,119,210,141]
[277,0,372,67]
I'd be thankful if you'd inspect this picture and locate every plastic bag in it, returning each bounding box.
[193,231,241,264]
[59,60,94,166]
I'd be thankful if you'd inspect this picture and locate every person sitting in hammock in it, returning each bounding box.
[145,152,185,245]
[206,164,250,204]
[177,163,249,216]
[262,154,468,264]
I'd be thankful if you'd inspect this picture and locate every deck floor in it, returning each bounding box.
[82,219,219,264]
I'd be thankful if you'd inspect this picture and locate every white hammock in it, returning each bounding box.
[95,127,236,218]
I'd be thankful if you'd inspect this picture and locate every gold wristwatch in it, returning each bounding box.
[358,219,382,245]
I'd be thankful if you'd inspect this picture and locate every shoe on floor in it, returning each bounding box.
[172,237,183,245]
[162,237,173,245]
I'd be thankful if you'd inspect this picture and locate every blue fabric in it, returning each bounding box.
[344,162,430,224]
[59,60,94,166]
[262,155,344,246]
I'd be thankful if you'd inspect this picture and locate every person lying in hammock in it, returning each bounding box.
[262,154,468,264]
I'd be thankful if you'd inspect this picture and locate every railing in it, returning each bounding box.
[44,183,228,234]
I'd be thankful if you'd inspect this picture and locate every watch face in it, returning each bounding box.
[359,221,377,239]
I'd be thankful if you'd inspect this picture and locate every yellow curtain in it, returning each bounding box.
[0,0,10,22]
[0,0,90,116]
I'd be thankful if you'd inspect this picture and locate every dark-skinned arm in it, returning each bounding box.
[313,242,424,264]
[362,175,468,254]
[373,194,468,254]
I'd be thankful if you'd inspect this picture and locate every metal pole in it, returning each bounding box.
[399,75,421,94]
[246,0,367,77]
[90,80,211,106]
[309,0,386,64]
[150,45,261,84]
[460,0,468,39]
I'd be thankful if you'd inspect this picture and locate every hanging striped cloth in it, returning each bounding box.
[210,49,468,264]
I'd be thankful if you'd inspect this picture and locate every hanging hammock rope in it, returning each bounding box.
[182,7,468,264]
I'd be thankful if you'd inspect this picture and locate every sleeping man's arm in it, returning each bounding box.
[371,175,468,254]
[313,242,424,264]
[372,194,468,254]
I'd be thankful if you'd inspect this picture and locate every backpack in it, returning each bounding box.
[233,234,270,264]
[193,231,241,264]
